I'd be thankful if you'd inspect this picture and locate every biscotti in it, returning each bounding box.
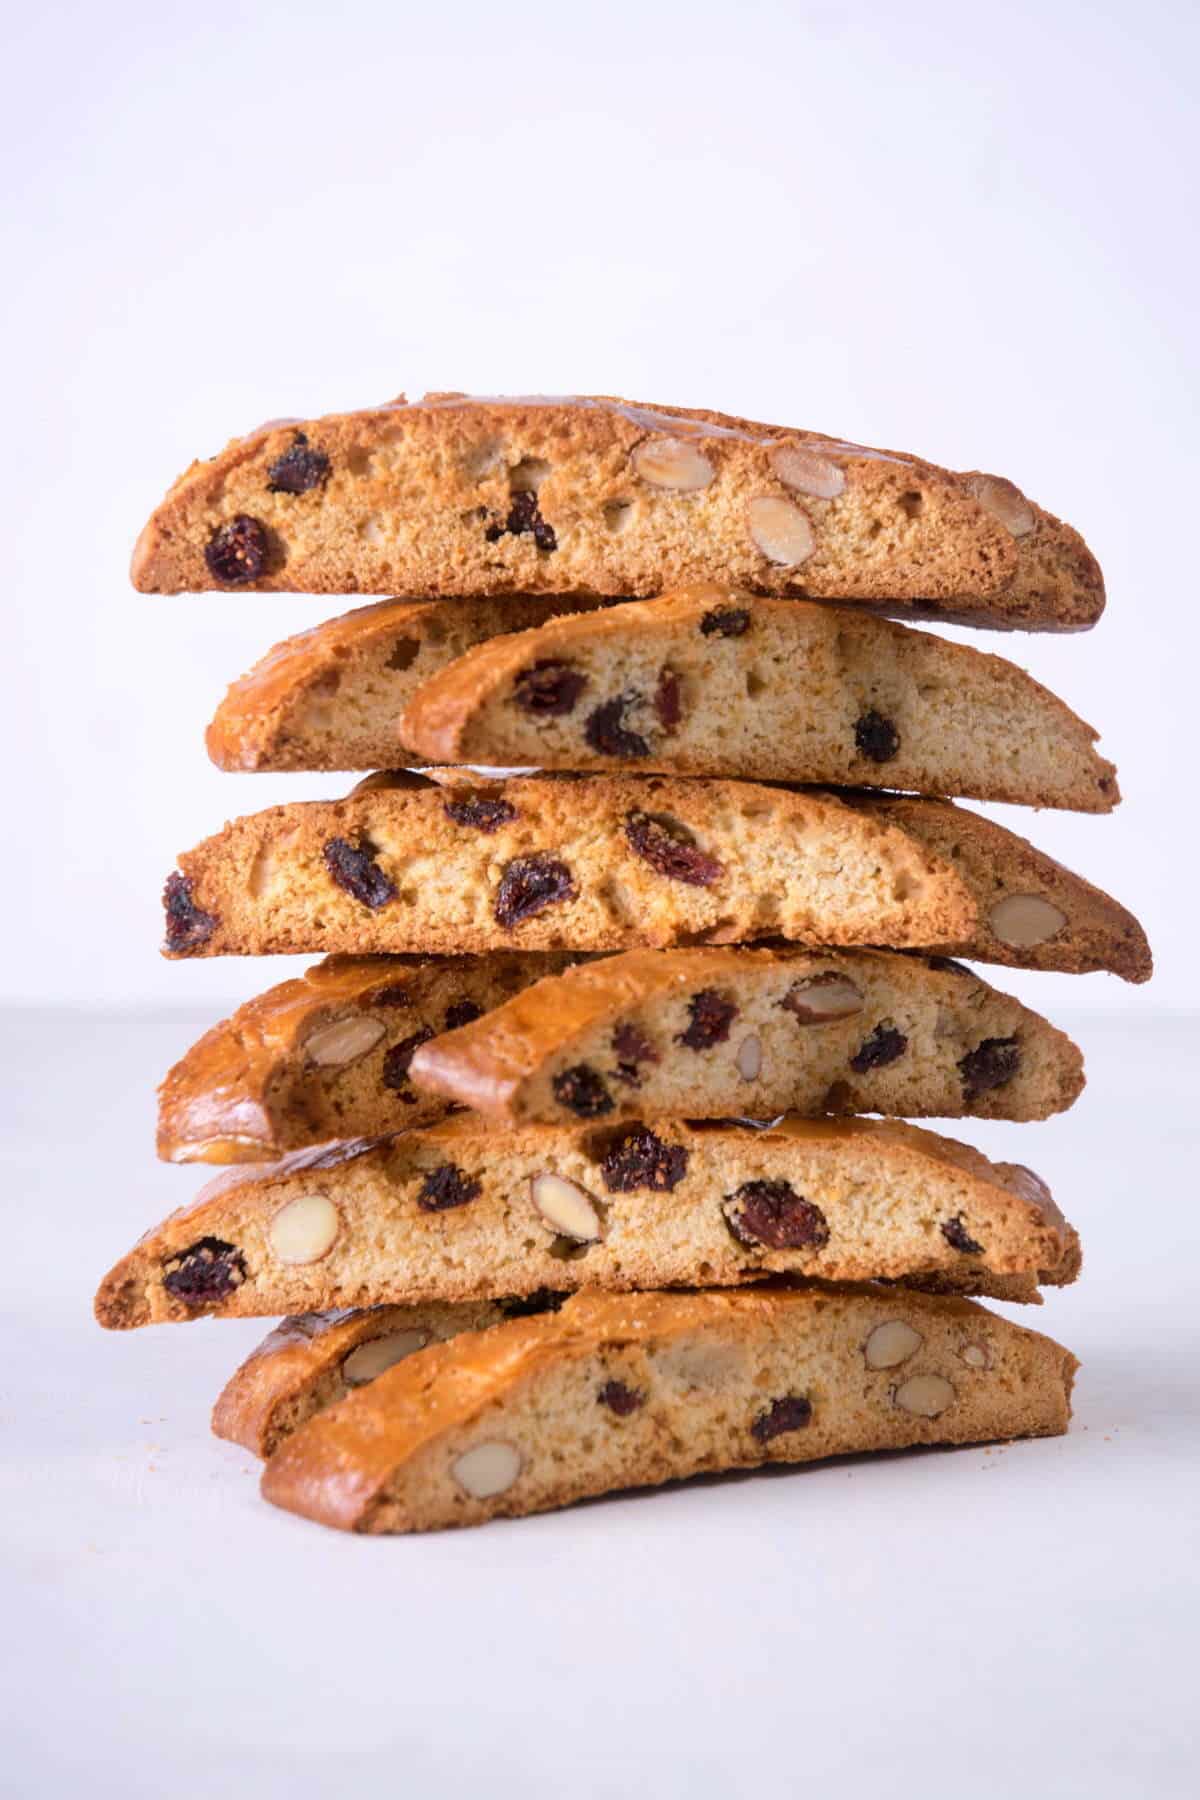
[850,794,1152,982]
[207,594,601,772]
[259,1284,1079,1532]
[212,1300,522,1457]
[408,947,1084,1127]
[157,951,577,1164]
[94,1116,1080,1328]
[131,393,1104,630]
[398,587,1118,810]
[160,773,977,959]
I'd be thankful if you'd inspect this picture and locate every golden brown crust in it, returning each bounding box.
[212,1300,513,1457]
[849,795,1152,982]
[258,1284,1079,1532]
[94,1114,1079,1330]
[131,394,1103,630]
[398,587,1117,810]
[157,951,577,1163]
[406,945,1084,1126]
[207,594,604,771]
[160,774,977,959]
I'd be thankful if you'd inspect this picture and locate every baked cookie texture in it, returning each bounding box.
[207,594,602,772]
[157,951,578,1164]
[408,946,1084,1127]
[212,1300,519,1457]
[159,772,978,959]
[258,1284,1079,1533]
[398,587,1118,810]
[131,393,1104,630]
[94,1116,1080,1329]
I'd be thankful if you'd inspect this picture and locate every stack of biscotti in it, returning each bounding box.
[98,393,1150,1535]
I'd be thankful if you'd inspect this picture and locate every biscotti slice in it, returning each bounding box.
[131,392,1103,630]
[259,1284,1079,1532]
[94,1116,1080,1329]
[212,1299,524,1457]
[157,951,578,1164]
[850,794,1152,981]
[207,594,602,772]
[408,947,1083,1127]
[160,773,977,959]
[398,587,1118,810]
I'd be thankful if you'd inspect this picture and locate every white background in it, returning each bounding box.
[3,3,1198,1796]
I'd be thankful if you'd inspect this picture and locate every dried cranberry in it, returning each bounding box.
[162,1238,246,1308]
[382,1026,435,1096]
[849,1023,908,1073]
[854,709,901,763]
[513,660,588,715]
[752,1394,813,1442]
[485,488,557,552]
[498,1288,566,1318]
[162,872,218,954]
[552,1064,614,1118]
[417,1163,482,1211]
[699,607,750,637]
[598,1380,645,1416]
[444,998,484,1031]
[323,837,396,910]
[266,431,331,495]
[677,989,738,1050]
[366,983,413,1008]
[611,1022,658,1086]
[942,1214,984,1254]
[654,667,682,730]
[624,810,723,886]
[959,1037,1021,1098]
[723,1180,830,1251]
[585,693,649,759]
[601,1126,688,1193]
[444,794,517,833]
[494,854,577,928]
[204,515,269,584]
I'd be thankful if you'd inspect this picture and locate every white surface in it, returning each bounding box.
[3,1009,1198,1799]
[3,0,1198,1010]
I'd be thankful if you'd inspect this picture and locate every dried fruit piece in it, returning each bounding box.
[752,1394,813,1442]
[382,1026,435,1096]
[723,1180,830,1251]
[863,1320,923,1370]
[654,667,682,730]
[162,872,218,954]
[486,489,557,551]
[989,893,1067,948]
[959,1036,1021,1098]
[854,709,901,763]
[204,514,269,584]
[418,1163,482,1212]
[770,443,845,499]
[601,1126,689,1193]
[443,998,484,1031]
[266,431,331,495]
[849,1023,908,1073]
[162,1237,246,1307]
[513,660,588,715]
[893,1374,956,1418]
[268,1194,340,1265]
[444,794,518,833]
[551,1064,614,1118]
[699,607,750,637]
[780,971,864,1024]
[585,693,649,759]
[631,437,715,491]
[303,1015,387,1068]
[494,855,577,928]
[451,1440,523,1498]
[365,982,414,1008]
[611,1022,658,1086]
[624,810,723,886]
[322,837,397,910]
[598,1380,645,1416]
[678,988,738,1050]
[747,495,815,566]
[530,1172,603,1242]
[942,1214,984,1255]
